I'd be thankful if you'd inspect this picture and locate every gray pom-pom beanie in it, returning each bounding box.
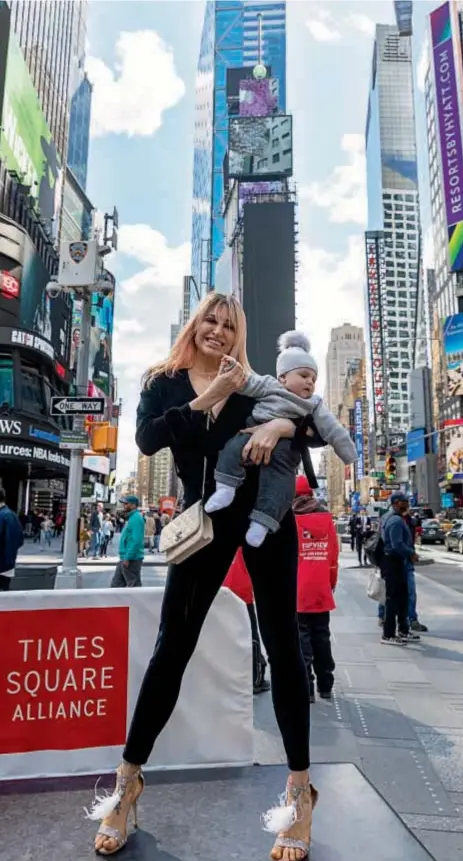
[276,330,318,378]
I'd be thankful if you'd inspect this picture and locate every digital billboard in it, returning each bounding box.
[70,273,114,396]
[242,202,295,375]
[430,2,463,272]
[228,116,293,181]
[445,424,463,481]
[239,78,278,118]
[0,217,71,366]
[394,1,413,36]
[354,399,364,480]
[0,31,63,238]
[365,232,386,429]
[443,313,463,395]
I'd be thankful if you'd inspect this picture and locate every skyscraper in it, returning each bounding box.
[365,24,420,439]
[325,324,364,513]
[190,0,286,313]
[68,74,92,190]
[8,0,88,161]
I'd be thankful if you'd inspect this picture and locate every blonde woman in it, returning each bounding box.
[89,294,324,861]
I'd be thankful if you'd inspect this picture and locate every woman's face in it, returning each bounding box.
[194,303,236,360]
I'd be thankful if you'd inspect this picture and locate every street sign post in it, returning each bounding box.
[59,430,89,451]
[51,396,105,417]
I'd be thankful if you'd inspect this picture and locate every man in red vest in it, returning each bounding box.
[294,475,338,702]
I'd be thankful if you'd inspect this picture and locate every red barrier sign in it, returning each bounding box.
[0,606,129,754]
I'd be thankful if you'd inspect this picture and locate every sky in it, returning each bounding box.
[84,0,437,480]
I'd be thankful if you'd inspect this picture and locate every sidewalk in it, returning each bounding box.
[2,551,463,860]
[17,535,166,567]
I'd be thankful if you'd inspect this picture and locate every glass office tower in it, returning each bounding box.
[365,24,420,436]
[190,0,286,314]
[8,0,88,161]
[68,74,92,190]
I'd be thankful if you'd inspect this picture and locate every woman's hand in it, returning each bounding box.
[241,418,295,465]
[190,360,247,411]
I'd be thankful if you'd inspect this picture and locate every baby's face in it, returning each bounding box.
[279,367,317,399]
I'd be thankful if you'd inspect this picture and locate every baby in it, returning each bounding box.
[205,331,358,547]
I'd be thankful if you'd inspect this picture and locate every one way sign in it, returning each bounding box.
[50,396,105,416]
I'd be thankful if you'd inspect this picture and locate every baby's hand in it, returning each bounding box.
[306,427,314,438]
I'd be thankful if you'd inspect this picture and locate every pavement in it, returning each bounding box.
[3,548,463,859]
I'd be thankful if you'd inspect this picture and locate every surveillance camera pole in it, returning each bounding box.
[55,290,92,589]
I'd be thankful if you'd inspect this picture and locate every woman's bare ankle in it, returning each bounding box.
[289,769,309,788]
[120,760,140,777]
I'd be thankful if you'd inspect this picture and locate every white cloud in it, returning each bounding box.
[300,133,367,226]
[113,224,189,478]
[86,30,185,138]
[346,13,375,38]
[416,34,429,94]
[117,224,190,294]
[305,16,341,43]
[296,236,366,397]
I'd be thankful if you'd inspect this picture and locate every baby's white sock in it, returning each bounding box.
[246,521,269,548]
[204,483,236,513]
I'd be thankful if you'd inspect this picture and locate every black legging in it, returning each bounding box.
[123,490,310,772]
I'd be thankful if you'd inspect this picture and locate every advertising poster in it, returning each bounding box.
[0,606,129,754]
[20,235,71,366]
[354,399,364,480]
[445,424,463,480]
[71,286,114,396]
[430,2,463,272]
[0,32,63,238]
[443,313,463,396]
[239,77,278,117]
[407,428,426,464]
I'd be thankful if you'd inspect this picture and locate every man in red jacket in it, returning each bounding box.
[294,475,338,702]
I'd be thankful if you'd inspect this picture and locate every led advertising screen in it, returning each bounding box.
[239,78,278,117]
[443,313,463,396]
[354,399,364,480]
[365,232,386,429]
[394,1,413,36]
[242,202,295,375]
[430,2,463,272]
[228,115,293,181]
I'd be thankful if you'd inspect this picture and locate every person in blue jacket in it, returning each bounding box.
[0,488,24,591]
[380,492,420,645]
[111,496,145,588]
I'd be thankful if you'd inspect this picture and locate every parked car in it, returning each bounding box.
[418,519,446,545]
[445,523,463,553]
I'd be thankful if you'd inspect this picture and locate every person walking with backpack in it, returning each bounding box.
[380,493,420,645]
[0,488,24,590]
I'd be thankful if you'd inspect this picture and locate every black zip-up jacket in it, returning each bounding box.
[135,371,325,508]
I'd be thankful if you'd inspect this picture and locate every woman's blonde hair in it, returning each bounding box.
[142,293,250,389]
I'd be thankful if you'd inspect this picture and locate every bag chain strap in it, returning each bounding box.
[173,411,211,512]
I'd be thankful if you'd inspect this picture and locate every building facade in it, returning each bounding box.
[68,74,92,190]
[190,0,286,312]
[8,0,87,163]
[325,324,364,514]
[365,24,420,439]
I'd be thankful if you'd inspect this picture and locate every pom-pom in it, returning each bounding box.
[278,331,311,354]
[84,780,122,821]
[262,797,298,833]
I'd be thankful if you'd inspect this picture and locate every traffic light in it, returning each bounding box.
[385,454,397,481]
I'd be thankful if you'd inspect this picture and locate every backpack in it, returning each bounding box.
[364,512,399,567]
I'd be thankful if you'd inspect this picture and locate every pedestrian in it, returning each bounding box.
[41,514,53,549]
[110,496,145,587]
[354,510,371,566]
[403,511,428,633]
[90,503,103,559]
[0,488,24,591]
[144,511,156,553]
[88,294,323,859]
[223,548,270,694]
[380,492,421,645]
[348,512,356,552]
[100,514,113,558]
[294,475,337,703]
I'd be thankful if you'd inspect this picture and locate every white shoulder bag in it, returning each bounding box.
[159,415,214,565]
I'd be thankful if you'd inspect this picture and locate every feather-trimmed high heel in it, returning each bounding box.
[263,779,318,860]
[85,765,144,856]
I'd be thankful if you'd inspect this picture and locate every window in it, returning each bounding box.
[21,364,45,415]
[272,153,280,163]
[0,356,14,407]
